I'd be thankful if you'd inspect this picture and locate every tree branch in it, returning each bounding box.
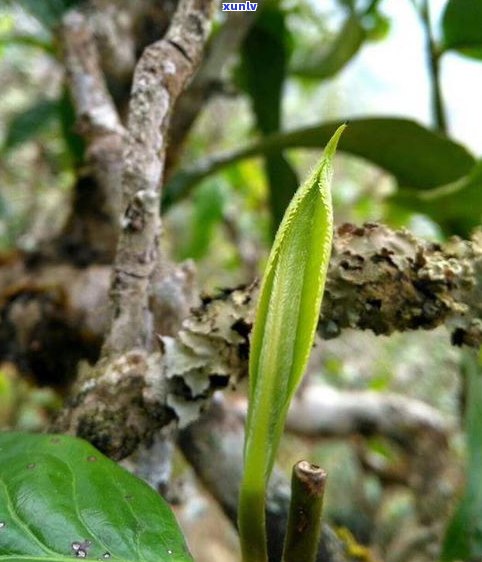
[88,0,137,83]
[284,384,451,445]
[26,222,480,456]
[321,223,481,347]
[61,10,125,226]
[285,383,456,555]
[102,0,216,356]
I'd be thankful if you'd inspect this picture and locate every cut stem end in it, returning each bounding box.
[281,460,327,562]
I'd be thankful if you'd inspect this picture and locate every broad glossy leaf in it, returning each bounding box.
[238,127,343,562]
[291,14,365,79]
[2,99,59,154]
[0,432,193,562]
[163,118,475,209]
[441,352,482,560]
[443,0,482,60]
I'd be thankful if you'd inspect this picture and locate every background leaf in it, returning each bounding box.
[240,2,298,231]
[391,159,482,236]
[442,0,482,60]
[0,33,54,53]
[178,180,225,260]
[163,118,475,209]
[1,99,60,154]
[58,86,85,167]
[0,432,193,562]
[291,14,366,79]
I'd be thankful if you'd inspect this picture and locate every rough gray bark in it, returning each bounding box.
[102,0,216,357]
[321,223,481,347]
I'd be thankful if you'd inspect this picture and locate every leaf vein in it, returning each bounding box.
[0,477,60,557]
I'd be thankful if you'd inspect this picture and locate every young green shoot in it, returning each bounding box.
[238,125,345,562]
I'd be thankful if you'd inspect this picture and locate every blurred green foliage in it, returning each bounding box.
[441,351,482,561]
[1,98,59,153]
[0,363,61,430]
[178,180,226,261]
[442,0,482,59]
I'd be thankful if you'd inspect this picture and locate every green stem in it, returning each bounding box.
[420,0,447,134]
[238,381,275,562]
[281,461,327,562]
[238,479,269,562]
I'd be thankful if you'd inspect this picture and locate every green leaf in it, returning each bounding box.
[1,90,84,166]
[0,34,54,53]
[263,153,299,232]
[390,159,482,237]
[0,432,193,562]
[291,14,366,79]
[363,10,390,42]
[238,125,344,562]
[240,3,288,134]
[1,99,60,154]
[441,352,482,560]
[240,3,298,231]
[59,87,85,167]
[179,180,225,260]
[163,118,475,209]
[442,0,482,60]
